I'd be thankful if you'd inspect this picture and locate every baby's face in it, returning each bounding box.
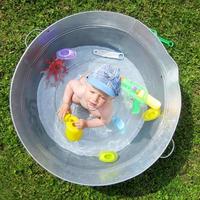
[85,83,112,110]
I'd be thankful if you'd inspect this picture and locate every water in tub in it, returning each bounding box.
[37,46,147,156]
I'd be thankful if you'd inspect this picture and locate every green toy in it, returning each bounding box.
[121,77,162,117]
[121,77,148,114]
[150,29,174,47]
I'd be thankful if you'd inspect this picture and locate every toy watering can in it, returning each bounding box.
[64,114,83,142]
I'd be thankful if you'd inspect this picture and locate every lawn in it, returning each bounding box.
[0,0,200,199]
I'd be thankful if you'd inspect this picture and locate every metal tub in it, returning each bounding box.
[10,11,181,186]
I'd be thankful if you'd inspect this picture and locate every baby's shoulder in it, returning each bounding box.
[69,78,86,95]
[70,76,86,86]
[79,76,87,85]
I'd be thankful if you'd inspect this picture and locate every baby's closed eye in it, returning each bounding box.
[100,96,106,100]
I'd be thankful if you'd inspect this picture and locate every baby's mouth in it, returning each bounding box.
[88,102,97,109]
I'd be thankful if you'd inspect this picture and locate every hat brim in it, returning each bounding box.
[86,77,115,97]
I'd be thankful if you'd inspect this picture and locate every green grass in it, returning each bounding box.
[0,0,200,199]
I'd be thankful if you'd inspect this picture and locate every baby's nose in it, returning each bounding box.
[92,94,99,102]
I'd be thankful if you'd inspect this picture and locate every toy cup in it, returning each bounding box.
[64,114,83,142]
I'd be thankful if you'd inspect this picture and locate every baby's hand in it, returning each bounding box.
[57,103,71,121]
[74,119,87,129]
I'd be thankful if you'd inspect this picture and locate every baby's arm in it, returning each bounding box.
[62,80,75,105]
[58,80,78,120]
[75,117,108,129]
[75,102,113,129]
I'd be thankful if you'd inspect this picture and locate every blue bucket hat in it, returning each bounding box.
[86,65,121,97]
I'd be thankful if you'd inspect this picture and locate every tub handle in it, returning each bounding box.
[25,28,42,47]
[160,139,175,159]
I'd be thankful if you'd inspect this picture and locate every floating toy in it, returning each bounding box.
[42,49,76,85]
[150,29,174,47]
[121,77,148,114]
[136,89,161,110]
[43,57,68,83]
[64,114,83,142]
[112,116,125,131]
[56,48,76,61]
[142,108,161,121]
[121,77,161,121]
[98,151,119,163]
[93,49,124,60]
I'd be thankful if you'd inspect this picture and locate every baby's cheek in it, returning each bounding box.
[99,99,106,105]
[85,92,90,100]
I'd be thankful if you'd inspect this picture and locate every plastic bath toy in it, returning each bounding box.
[93,49,124,60]
[56,48,76,60]
[150,29,174,47]
[121,77,161,121]
[112,116,125,131]
[121,77,148,114]
[42,49,76,85]
[136,89,161,110]
[43,57,68,83]
[142,108,161,121]
[64,114,83,142]
[98,151,119,163]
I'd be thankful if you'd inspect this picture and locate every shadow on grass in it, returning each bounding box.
[93,86,193,197]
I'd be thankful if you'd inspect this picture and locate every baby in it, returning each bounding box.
[58,65,121,129]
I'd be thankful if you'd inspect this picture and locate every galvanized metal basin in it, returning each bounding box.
[10,11,181,186]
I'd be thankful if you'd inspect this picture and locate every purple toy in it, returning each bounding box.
[56,48,76,60]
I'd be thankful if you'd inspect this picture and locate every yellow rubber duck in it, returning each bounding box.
[64,114,83,142]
